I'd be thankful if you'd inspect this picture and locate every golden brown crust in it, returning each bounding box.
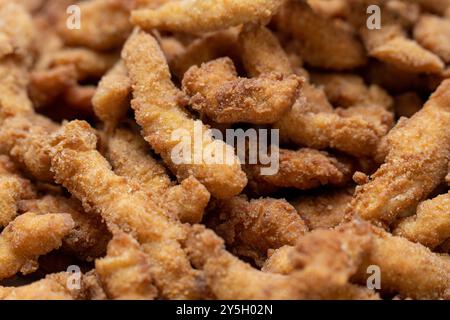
[414,14,450,64]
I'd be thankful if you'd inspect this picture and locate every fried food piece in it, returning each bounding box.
[12,0,45,12]
[408,0,450,14]
[64,85,96,115]
[307,0,349,18]
[206,195,308,266]
[357,227,450,300]
[414,15,450,64]
[122,32,247,199]
[48,48,118,81]
[245,148,353,190]
[0,156,35,227]
[394,192,450,249]
[186,222,377,299]
[349,80,450,225]
[262,245,295,274]
[0,272,82,300]
[182,57,302,124]
[49,120,208,299]
[170,29,239,80]
[96,232,157,300]
[291,188,354,230]
[0,212,74,279]
[18,195,110,261]
[310,73,393,110]
[107,128,210,223]
[393,92,423,118]
[238,24,292,78]
[131,0,284,34]
[57,0,132,51]
[361,25,444,74]
[275,0,366,70]
[92,61,131,133]
[0,114,58,182]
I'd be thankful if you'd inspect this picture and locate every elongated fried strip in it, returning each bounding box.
[275,0,366,70]
[182,57,302,124]
[49,120,208,299]
[361,25,444,74]
[107,128,210,223]
[0,114,58,182]
[349,80,450,225]
[206,195,308,266]
[96,232,157,300]
[131,0,284,34]
[170,29,239,80]
[0,272,81,300]
[92,61,131,133]
[291,188,354,230]
[238,24,292,78]
[414,14,450,64]
[394,192,450,249]
[0,212,74,279]
[122,32,247,199]
[246,148,353,190]
[18,195,110,261]
[57,0,132,51]
[0,156,35,227]
[186,223,377,300]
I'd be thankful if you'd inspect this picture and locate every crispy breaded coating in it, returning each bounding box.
[245,148,353,190]
[48,120,208,299]
[0,272,81,300]
[394,192,450,249]
[291,188,354,230]
[275,0,366,70]
[92,61,131,132]
[0,212,74,279]
[357,227,450,300]
[206,195,308,266]
[18,195,110,261]
[122,32,247,199]
[238,24,292,78]
[186,223,377,299]
[394,92,423,118]
[56,0,132,51]
[361,25,444,74]
[262,245,295,274]
[131,0,284,34]
[349,80,450,225]
[182,57,302,124]
[96,232,157,300]
[408,0,450,14]
[414,14,450,63]
[307,0,349,18]
[0,156,35,227]
[170,28,240,80]
[107,128,210,223]
[310,73,393,110]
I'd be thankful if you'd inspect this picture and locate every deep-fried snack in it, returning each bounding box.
[361,24,444,74]
[186,222,377,299]
[0,155,36,227]
[56,0,132,51]
[106,128,210,223]
[307,0,349,18]
[49,120,208,299]
[394,192,450,249]
[245,148,353,190]
[18,195,110,261]
[349,80,450,225]
[131,0,284,34]
[0,272,82,300]
[0,212,74,279]
[122,31,247,199]
[96,232,157,300]
[182,57,302,124]
[170,29,239,80]
[414,14,450,64]
[206,195,308,266]
[393,92,423,118]
[291,187,354,230]
[92,61,131,133]
[274,0,366,70]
